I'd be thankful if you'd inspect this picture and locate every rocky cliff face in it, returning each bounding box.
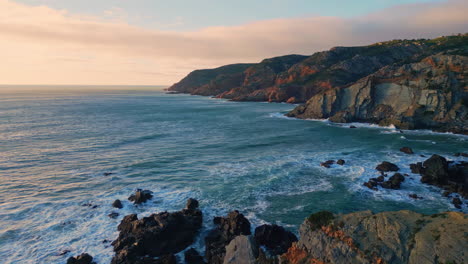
[169,34,467,133]
[287,54,468,134]
[281,210,468,264]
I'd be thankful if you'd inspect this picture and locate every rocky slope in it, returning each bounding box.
[287,54,468,134]
[281,210,468,264]
[169,34,467,133]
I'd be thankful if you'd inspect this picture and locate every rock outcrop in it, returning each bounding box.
[128,189,153,204]
[67,253,95,264]
[169,35,467,133]
[205,211,252,264]
[287,54,468,134]
[281,210,468,264]
[111,199,202,264]
[254,224,298,256]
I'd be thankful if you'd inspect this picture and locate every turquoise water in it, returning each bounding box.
[0,90,466,263]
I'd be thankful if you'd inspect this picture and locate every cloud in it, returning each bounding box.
[0,0,467,85]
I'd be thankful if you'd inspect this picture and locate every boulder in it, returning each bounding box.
[128,189,153,204]
[421,155,449,185]
[186,198,199,210]
[111,199,202,264]
[67,253,95,264]
[409,194,423,200]
[410,162,423,174]
[223,235,258,264]
[112,199,123,209]
[254,224,298,256]
[400,147,414,154]
[376,161,399,172]
[363,179,378,191]
[205,210,251,264]
[337,159,345,165]
[381,173,405,189]
[184,248,205,264]
[108,212,119,219]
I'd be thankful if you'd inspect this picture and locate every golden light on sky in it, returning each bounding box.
[0,0,467,86]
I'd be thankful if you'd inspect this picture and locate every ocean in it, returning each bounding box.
[0,89,466,263]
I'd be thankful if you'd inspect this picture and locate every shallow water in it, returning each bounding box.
[0,90,466,263]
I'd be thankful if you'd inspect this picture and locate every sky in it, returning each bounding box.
[1,0,467,86]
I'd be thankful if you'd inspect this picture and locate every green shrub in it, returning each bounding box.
[307,211,335,230]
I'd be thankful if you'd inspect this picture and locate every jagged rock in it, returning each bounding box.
[421,155,449,185]
[112,199,123,209]
[254,224,298,256]
[454,152,468,157]
[282,210,468,264]
[111,199,202,264]
[223,235,258,264]
[67,253,95,264]
[205,211,251,264]
[381,173,405,189]
[410,162,423,174]
[184,248,205,264]
[363,179,378,191]
[337,159,345,165]
[400,147,414,154]
[186,198,199,210]
[376,161,399,172]
[128,189,153,204]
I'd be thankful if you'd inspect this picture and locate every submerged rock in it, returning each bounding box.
[320,160,335,168]
[67,253,95,264]
[400,147,414,154]
[337,159,345,165]
[376,161,399,172]
[205,210,251,264]
[128,189,153,204]
[111,199,202,264]
[254,224,298,256]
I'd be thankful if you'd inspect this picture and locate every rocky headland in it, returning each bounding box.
[169,34,467,134]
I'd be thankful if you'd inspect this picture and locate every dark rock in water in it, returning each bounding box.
[376,161,399,172]
[409,194,423,200]
[111,199,202,264]
[103,172,114,176]
[67,253,95,264]
[349,126,357,129]
[108,212,119,219]
[376,176,385,182]
[452,197,463,209]
[443,191,452,197]
[82,203,98,209]
[186,198,199,210]
[128,189,153,204]
[363,179,378,191]
[184,248,205,264]
[337,159,345,165]
[254,224,298,256]
[421,155,449,185]
[410,162,423,174]
[454,152,468,157]
[205,210,251,264]
[112,199,123,209]
[58,249,71,256]
[420,155,426,157]
[400,147,414,154]
[320,160,335,168]
[381,173,405,189]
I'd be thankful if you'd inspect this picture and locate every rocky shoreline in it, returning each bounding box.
[168,34,467,134]
[68,150,467,264]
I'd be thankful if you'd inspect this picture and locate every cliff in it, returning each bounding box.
[287,54,468,134]
[169,34,468,133]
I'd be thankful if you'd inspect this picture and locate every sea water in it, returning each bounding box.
[0,90,466,263]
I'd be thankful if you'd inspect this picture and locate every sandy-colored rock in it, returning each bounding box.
[223,235,258,264]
